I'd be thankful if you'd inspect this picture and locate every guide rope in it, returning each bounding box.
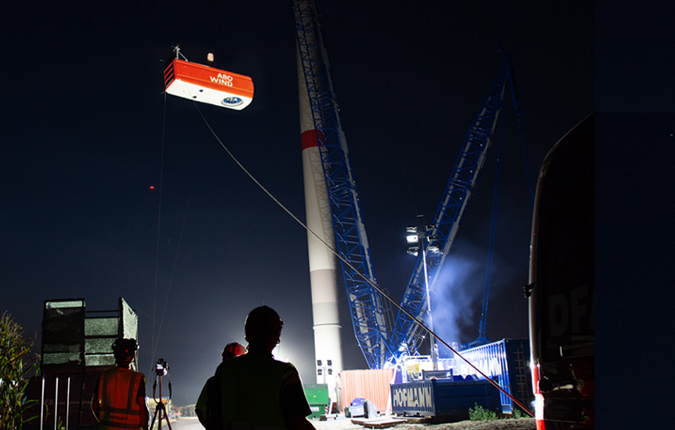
[150,92,168,364]
[150,92,199,364]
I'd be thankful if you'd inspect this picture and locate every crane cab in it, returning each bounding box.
[163,58,254,110]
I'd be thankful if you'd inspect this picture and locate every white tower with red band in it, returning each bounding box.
[297,47,343,397]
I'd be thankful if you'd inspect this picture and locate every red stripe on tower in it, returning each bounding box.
[301,129,323,150]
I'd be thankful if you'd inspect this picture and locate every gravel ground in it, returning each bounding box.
[312,416,535,430]
[170,415,535,430]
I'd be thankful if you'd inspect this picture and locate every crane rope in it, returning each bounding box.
[150,92,198,365]
[192,101,534,417]
[150,182,196,363]
[150,92,168,366]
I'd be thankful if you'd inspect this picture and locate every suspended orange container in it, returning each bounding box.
[163,59,254,110]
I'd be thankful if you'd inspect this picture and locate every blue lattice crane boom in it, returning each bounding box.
[293,0,393,369]
[386,60,512,366]
[293,0,518,370]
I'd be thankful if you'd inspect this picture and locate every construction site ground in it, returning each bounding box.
[170,415,535,430]
[314,415,535,430]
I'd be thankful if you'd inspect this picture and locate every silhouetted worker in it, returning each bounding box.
[92,338,149,430]
[203,306,315,430]
[195,342,247,429]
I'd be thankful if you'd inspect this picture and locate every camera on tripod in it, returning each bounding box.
[151,358,173,430]
[155,358,169,376]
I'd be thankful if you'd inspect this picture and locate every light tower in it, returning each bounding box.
[406,218,440,370]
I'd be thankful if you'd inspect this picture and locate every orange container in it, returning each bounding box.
[338,369,394,413]
[164,59,254,110]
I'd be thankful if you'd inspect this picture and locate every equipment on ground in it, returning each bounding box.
[155,358,169,376]
[150,358,173,430]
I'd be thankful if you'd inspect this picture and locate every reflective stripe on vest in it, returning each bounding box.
[96,368,144,429]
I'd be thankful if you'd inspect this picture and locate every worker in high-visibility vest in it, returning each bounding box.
[202,306,315,430]
[92,338,149,430]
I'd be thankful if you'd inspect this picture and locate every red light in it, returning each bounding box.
[149,185,155,190]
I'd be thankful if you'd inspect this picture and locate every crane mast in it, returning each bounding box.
[387,60,512,364]
[294,0,518,369]
[293,0,392,368]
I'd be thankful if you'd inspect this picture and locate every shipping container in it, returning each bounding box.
[451,338,533,413]
[390,379,501,419]
[338,369,394,414]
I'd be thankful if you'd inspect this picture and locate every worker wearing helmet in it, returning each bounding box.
[195,342,247,429]
[92,338,149,430]
[203,306,315,430]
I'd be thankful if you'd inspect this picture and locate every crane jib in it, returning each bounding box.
[294,0,518,370]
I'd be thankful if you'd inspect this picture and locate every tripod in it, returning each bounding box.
[149,373,172,430]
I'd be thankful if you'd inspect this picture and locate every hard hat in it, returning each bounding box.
[222,342,246,360]
[245,306,283,341]
[112,338,138,362]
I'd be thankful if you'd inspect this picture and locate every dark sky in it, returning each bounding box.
[2,1,593,406]
[593,2,675,427]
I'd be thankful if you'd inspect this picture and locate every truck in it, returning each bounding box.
[526,114,594,429]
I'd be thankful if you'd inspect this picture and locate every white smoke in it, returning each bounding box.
[429,247,486,357]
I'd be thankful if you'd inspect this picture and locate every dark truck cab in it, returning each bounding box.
[527,115,594,429]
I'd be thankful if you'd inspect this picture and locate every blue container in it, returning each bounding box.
[390,379,501,418]
[451,338,533,413]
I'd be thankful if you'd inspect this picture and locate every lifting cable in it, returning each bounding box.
[150,185,196,363]
[192,102,534,417]
[150,92,168,365]
[150,92,197,364]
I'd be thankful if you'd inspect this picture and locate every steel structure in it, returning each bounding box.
[294,0,517,369]
[387,61,512,363]
[293,0,392,368]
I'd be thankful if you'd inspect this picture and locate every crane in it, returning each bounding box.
[387,59,515,363]
[294,0,521,369]
[293,0,392,369]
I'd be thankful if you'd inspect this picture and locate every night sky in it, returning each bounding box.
[2,1,594,407]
